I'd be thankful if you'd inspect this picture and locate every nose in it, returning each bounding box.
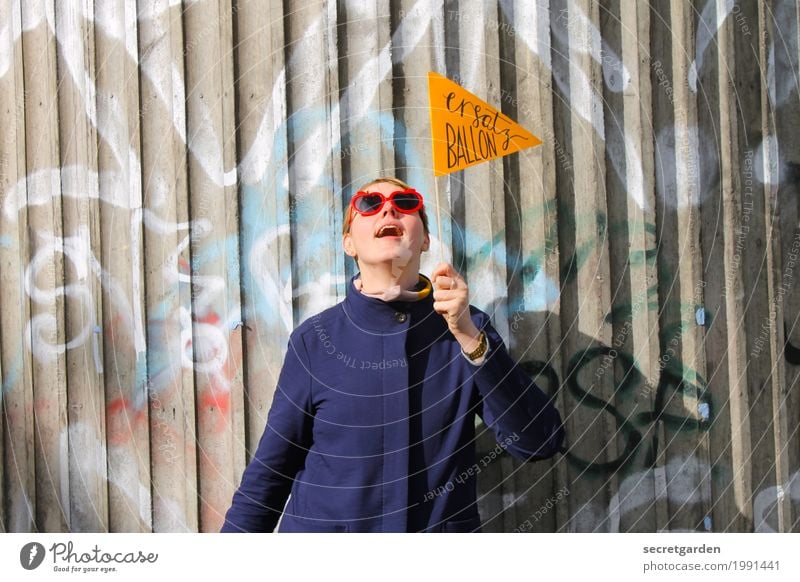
[380,199,398,217]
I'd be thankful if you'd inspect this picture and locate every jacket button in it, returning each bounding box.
[394,312,408,323]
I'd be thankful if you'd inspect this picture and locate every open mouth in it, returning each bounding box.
[375,224,403,238]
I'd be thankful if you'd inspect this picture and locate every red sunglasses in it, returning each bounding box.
[350,189,424,216]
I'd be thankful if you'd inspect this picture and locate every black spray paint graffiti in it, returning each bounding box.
[785,324,800,366]
[521,344,713,476]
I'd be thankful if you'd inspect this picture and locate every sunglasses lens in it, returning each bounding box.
[393,193,421,212]
[354,194,384,214]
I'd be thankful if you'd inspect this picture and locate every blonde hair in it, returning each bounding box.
[343,176,429,235]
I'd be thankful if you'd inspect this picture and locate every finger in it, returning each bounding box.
[433,288,457,301]
[434,276,455,290]
[430,262,447,278]
[430,262,455,281]
[434,289,470,305]
[433,296,459,311]
[433,298,463,315]
[442,265,467,290]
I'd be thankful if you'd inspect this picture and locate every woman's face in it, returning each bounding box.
[343,181,430,269]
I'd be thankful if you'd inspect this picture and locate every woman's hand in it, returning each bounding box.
[431,263,482,353]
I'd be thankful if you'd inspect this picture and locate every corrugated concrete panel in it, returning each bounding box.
[137,0,198,533]
[95,0,150,534]
[1,0,35,534]
[20,0,70,533]
[0,0,797,532]
[55,0,108,533]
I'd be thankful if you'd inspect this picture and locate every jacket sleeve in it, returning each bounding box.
[471,310,565,462]
[220,331,314,532]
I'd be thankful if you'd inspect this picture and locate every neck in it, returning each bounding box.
[357,261,420,294]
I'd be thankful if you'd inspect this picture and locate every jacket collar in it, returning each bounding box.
[342,274,437,332]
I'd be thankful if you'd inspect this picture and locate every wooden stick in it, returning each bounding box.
[433,174,445,264]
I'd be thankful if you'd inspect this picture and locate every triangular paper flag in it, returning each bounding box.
[428,72,542,176]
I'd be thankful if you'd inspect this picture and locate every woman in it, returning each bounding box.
[221,177,564,532]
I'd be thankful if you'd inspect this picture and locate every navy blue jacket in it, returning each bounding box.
[221,276,564,532]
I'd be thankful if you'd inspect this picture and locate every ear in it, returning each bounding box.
[421,232,430,252]
[343,233,357,257]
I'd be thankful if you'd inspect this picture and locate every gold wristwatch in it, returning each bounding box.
[463,332,488,361]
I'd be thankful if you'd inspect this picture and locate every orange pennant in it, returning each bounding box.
[428,72,542,176]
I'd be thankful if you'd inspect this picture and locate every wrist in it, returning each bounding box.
[460,331,488,362]
[453,323,481,353]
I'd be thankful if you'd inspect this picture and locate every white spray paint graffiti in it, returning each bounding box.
[753,470,800,533]
[25,227,97,364]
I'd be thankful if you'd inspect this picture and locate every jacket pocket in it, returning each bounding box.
[278,514,349,533]
[443,516,482,533]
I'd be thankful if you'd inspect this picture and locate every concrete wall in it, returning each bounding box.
[0,0,798,532]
